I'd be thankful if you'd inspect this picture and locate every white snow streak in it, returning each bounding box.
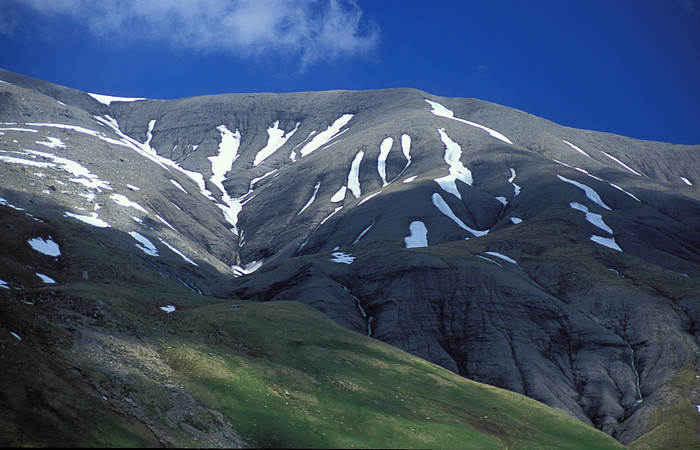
[320,206,343,225]
[485,251,517,264]
[297,181,321,215]
[210,125,241,193]
[111,193,148,213]
[609,183,641,203]
[681,177,693,186]
[347,150,364,198]
[88,93,145,105]
[557,175,611,210]
[403,176,418,183]
[358,191,382,206]
[36,273,56,284]
[590,235,622,252]
[299,114,353,158]
[352,221,375,244]
[28,237,61,257]
[426,99,512,144]
[330,251,355,264]
[434,128,473,199]
[330,186,347,203]
[65,211,110,228]
[569,202,613,234]
[170,179,188,194]
[0,279,10,289]
[254,121,299,166]
[404,221,428,248]
[129,231,159,256]
[432,193,488,237]
[36,137,66,149]
[158,238,198,266]
[377,137,393,186]
[601,152,643,176]
[562,139,590,157]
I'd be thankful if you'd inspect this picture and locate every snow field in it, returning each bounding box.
[590,235,622,252]
[28,237,61,257]
[377,137,393,186]
[404,221,428,248]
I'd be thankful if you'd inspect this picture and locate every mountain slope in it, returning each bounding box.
[1,68,698,446]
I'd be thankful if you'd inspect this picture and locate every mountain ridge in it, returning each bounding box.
[1,67,698,447]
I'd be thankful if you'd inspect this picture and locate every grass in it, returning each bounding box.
[148,300,623,449]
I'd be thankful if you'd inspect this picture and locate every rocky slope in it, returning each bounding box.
[1,68,698,446]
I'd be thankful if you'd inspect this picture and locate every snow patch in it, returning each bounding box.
[569,202,613,234]
[0,279,9,289]
[510,217,522,224]
[601,152,643,176]
[330,186,347,203]
[254,121,299,166]
[609,183,641,203]
[159,305,176,314]
[557,175,611,210]
[485,251,517,264]
[432,193,488,237]
[88,93,145,105]
[403,176,418,183]
[10,331,21,340]
[36,273,56,284]
[590,235,622,251]
[347,150,364,198]
[127,184,140,191]
[158,238,198,266]
[299,114,353,158]
[65,211,110,228]
[111,193,148,214]
[232,260,263,277]
[352,221,375,245]
[562,139,590,157]
[129,231,159,256]
[681,177,692,186]
[330,251,355,264]
[434,128,473,199]
[36,137,66,149]
[297,181,321,216]
[170,179,188,194]
[426,99,513,144]
[358,191,382,206]
[377,137,393,187]
[28,237,61,257]
[404,221,428,248]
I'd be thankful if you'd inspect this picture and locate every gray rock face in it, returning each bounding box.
[1,68,699,444]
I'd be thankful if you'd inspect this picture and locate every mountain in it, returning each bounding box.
[1,67,698,448]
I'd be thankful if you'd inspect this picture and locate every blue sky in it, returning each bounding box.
[1,0,699,144]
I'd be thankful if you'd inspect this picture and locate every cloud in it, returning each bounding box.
[11,0,379,68]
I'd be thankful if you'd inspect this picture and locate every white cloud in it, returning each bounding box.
[12,0,379,68]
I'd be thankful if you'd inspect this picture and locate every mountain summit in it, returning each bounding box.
[1,68,698,447]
